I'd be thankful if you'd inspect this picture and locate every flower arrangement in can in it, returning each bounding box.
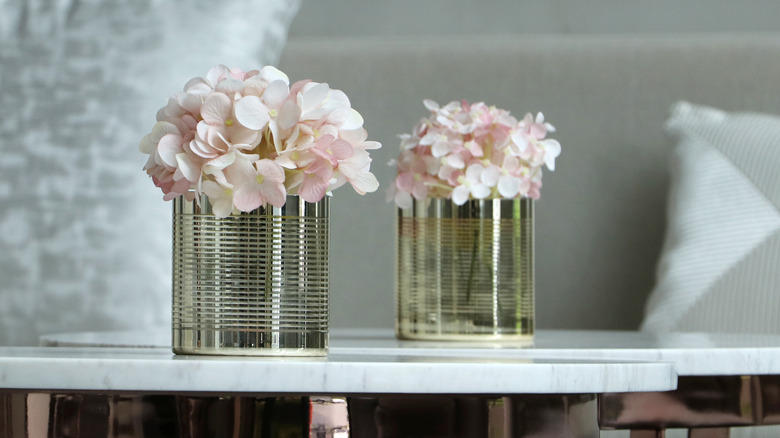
[140,65,381,217]
[389,99,561,208]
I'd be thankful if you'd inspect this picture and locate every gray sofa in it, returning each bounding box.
[279,31,780,438]
[278,34,780,334]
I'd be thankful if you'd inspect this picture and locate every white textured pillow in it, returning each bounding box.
[0,0,300,345]
[642,102,780,333]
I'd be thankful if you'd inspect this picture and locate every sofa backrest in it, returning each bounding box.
[279,34,780,331]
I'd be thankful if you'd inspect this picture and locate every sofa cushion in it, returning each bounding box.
[0,0,300,346]
[642,102,780,333]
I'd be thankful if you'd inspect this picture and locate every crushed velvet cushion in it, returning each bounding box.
[0,0,300,345]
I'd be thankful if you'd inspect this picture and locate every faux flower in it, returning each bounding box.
[140,65,381,217]
[389,100,561,208]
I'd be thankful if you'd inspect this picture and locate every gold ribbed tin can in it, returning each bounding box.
[172,195,329,356]
[396,198,534,343]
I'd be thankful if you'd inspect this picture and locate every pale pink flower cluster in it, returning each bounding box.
[389,100,561,209]
[140,65,381,217]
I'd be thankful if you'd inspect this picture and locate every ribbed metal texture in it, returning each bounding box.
[396,198,534,342]
[172,195,329,356]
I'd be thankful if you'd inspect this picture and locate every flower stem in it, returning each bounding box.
[465,228,479,304]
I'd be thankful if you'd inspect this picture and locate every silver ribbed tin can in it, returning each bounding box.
[172,195,329,356]
[396,198,534,343]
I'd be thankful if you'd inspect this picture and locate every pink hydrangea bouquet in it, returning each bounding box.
[389,100,561,208]
[140,65,381,217]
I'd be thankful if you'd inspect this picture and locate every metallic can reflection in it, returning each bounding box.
[396,197,534,342]
[172,195,330,356]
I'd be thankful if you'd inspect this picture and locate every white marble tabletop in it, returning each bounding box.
[40,328,780,377]
[0,345,674,394]
[332,329,780,376]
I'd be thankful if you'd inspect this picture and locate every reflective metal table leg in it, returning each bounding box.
[629,431,665,438]
[628,428,729,437]
[350,394,597,437]
[600,375,780,435]
[1,392,598,437]
[688,428,730,437]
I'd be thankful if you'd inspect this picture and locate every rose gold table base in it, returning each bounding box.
[0,392,597,438]
[6,377,780,438]
[600,375,780,437]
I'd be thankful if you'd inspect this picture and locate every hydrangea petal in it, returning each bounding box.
[299,175,329,203]
[233,184,264,212]
[395,190,413,209]
[201,93,232,125]
[284,170,305,190]
[255,158,286,183]
[330,108,364,130]
[175,153,201,183]
[230,127,260,146]
[235,96,270,130]
[223,155,257,186]
[157,134,182,167]
[263,80,290,107]
[139,134,155,154]
[396,172,415,191]
[502,155,520,172]
[529,123,546,140]
[183,77,210,93]
[423,99,440,111]
[177,92,203,114]
[419,133,438,146]
[411,180,428,199]
[465,163,485,180]
[260,66,289,85]
[150,121,181,142]
[204,151,236,174]
[481,166,500,187]
[211,197,234,219]
[206,65,231,87]
[340,128,368,144]
[162,191,180,201]
[301,82,330,115]
[542,139,561,170]
[261,182,288,207]
[201,180,224,198]
[452,185,469,205]
[447,154,465,169]
[188,138,218,159]
[511,131,529,153]
[470,183,491,199]
[346,169,379,195]
[431,139,454,158]
[498,175,520,198]
[215,78,245,95]
[323,89,351,110]
[329,139,354,160]
[278,99,302,130]
[360,140,382,150]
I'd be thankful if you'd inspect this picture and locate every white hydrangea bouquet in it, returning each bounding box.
[140,65,381,217]
[389,99,560,208]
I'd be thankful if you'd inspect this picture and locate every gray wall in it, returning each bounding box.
[289,0,780,38]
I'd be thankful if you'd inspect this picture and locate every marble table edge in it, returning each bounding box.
[0,346,677,394]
